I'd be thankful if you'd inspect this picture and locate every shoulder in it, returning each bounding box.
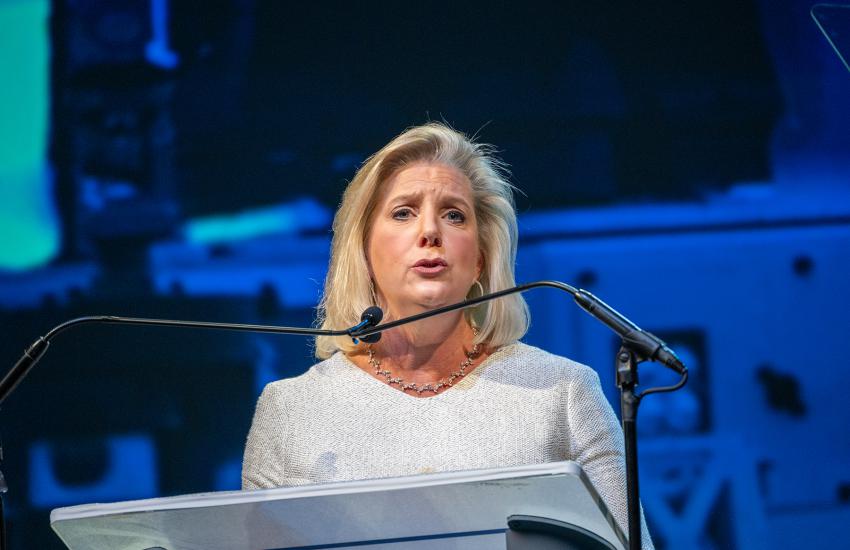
[257,353,349,404]
[482,341,600,388]
[491,341,597,377]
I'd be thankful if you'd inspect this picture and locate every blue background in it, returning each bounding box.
[1,1,849,548]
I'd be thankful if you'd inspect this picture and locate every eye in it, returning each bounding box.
[446,210,466,224]
[392,207,413,220]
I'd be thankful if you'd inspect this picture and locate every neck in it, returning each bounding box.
[371,312,478,378]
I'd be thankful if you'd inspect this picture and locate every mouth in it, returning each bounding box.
[413,258,448,268]
[412,257,448,275]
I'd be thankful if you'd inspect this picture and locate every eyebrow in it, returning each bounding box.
[386,191,473,209]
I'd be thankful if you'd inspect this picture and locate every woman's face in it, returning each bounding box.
[367,162,481,318]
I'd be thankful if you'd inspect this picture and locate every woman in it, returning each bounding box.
[242,123,653,547]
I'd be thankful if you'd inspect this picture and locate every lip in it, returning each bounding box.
[413,258,448,268]
[412,257,448,276]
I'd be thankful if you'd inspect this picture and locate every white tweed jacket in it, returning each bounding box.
[242,342,653,548]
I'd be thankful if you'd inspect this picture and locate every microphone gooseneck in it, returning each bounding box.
[1,313,378,406]
[349,281,686,376]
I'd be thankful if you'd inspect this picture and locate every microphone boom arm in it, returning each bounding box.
[351,280,686,375]
[1,316,361,406]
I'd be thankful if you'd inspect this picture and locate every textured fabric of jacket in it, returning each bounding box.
[242,342,653,548]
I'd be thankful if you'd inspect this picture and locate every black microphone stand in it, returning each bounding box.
[349,281,689,550]
[2,280,686,550]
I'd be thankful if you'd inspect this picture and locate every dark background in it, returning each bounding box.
[1,1,849,548]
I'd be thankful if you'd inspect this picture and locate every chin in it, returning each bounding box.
[409,281,464,308]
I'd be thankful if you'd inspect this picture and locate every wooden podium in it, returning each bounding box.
[51,461,627,550]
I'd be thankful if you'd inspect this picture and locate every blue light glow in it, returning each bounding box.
[184,198,331,244]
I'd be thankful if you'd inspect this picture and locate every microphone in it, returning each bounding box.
[572,290,685,374]
[349,280,687,375]
[349,306,383,344]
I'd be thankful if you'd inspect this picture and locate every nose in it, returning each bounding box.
[418,211,442,248]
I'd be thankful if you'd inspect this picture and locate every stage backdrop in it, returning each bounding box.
[1,1,848,548]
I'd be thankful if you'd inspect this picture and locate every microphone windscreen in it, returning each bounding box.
[359,306,383,343]
[361,306,383,325]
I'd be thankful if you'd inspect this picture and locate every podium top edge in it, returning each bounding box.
[51,461,583,524]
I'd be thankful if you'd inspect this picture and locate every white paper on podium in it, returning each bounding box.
[51,461,627,550]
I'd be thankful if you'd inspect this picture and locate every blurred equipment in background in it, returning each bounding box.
[51,0,181,291]
[517,184,850,549]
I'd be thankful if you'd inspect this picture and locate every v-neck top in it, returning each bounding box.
[241,342,653,548]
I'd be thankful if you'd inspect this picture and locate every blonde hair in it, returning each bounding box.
[315,122,529,358]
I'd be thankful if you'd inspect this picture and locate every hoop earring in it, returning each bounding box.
[472,279,484,297]
[467,280,485,332]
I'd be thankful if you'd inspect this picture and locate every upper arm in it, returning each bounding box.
[566,366,654,548]
[241,384,289,490]
[566,367,624,470]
